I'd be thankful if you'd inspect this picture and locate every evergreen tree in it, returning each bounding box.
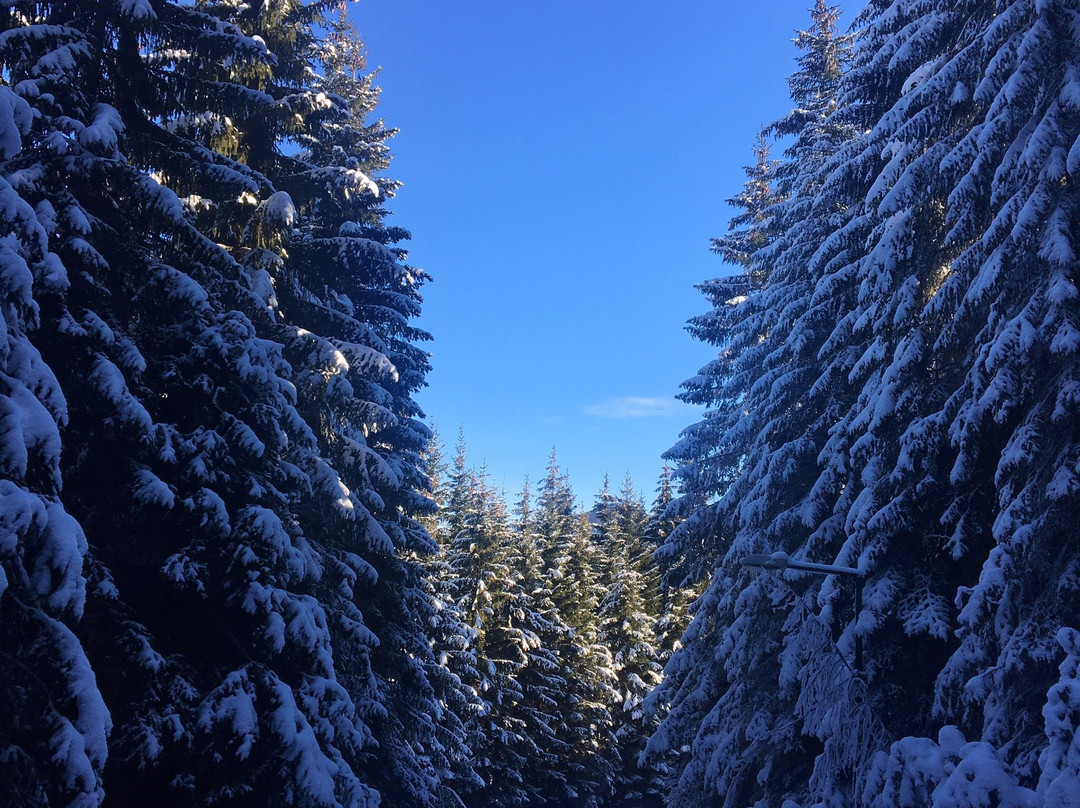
[453,474,535,808]
[664,0,856,606]
[0,1,469,805]
[538,453,600,636]
[443,427,475,544]
[438,461,573,808]
[420,425,449,540]
[0,70,109,808]
[507,477,574,805]
[643,462,677,550]
[765,0,856,194]
[646,464,697,663]
[415,433,484,808]
[597,476,665,808]
[709,131,782,289]
[651,1,1080,807]
[240,8,478,802]
[592,473,618,543]
[0,2,358,804]
[536,452,615,806]
[650,1,865,804]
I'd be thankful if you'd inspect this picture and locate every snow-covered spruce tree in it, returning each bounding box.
[416,427,486,807]
[439,431,486,631]
[710,131,782,291]
[439,462,541,808]
[647,0,864,804]
[646,464,697,665]
[420,424,449,539]
[841,0,1080,797]
[650,1,1080,807]
[644,462,677,550]
[596,475,665,808]
[251,9,478,804]
[651,131,786,602]
[764,0,856,196]
[658,0,855,592]
[596,476,662,694]
[508,477,575,805]
[0,2,337,804]
[536,453,616,806]
[0,73,110,806]
[2,0,467,805]
[618,473,661,619]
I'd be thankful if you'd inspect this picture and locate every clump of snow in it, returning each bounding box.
[77,104,124,155]
[864,726,1036,808]
[119,0,157,20]
[131,468,176,509]
[197,669,260,761]
[259,191,296,227]
[0,482,89,616]
[0,85,32,159]
[1038,628,1080,808]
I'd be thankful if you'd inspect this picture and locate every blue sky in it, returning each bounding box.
[349,0,863,505]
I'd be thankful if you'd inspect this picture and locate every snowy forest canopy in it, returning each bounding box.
[0,1,1078,808]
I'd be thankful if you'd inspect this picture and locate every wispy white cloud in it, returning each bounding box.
[583,396,688,419]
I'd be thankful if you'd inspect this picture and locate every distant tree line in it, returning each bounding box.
[421,429,693,808]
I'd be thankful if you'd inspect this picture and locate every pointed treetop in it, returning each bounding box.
[710,129,782,283]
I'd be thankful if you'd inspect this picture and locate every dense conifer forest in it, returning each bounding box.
[0,1,1077,807]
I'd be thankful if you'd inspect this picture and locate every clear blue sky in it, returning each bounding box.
[349,0,863,506]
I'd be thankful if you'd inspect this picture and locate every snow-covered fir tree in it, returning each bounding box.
[448,470,536,808]
[764,0,856,194]
[0,1,473,805]
[596,475,666,808]
[647,464,698,664]
[506,477,577,806]
[0,58,109,806]
[435,446,577,808]
[649,1,1080,807]
[0,2,347,803]
[420,424,449,537]
[262,10,477,802]
[537,452,617,806]
[416,429,486,807]
[644,462,678,550]
[710,131,782,290]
